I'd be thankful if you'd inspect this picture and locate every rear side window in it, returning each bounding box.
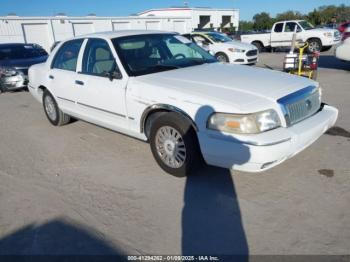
[81,38,117,76]
[52,39,83,71]
[274,23,284,33]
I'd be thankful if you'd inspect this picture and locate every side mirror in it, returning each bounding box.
[105,68,123,81]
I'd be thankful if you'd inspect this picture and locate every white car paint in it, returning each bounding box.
[189,32,258,64]
[28,30,338,173]
[335,28,350,61]
[241,20,341,51]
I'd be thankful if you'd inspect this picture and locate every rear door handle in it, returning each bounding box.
[49,75,54,79]
[75,80,84,86]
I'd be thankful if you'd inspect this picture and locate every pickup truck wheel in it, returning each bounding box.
[215,53,229,63]
[43,90,71,126]
[307,39,322,53]
[150,112,201,177]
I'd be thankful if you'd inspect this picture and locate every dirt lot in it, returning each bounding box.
[0,49,349,257]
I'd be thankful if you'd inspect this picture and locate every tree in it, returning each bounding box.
[252,12,274,30]
[276,11,305,21]
[307,9,322,25]
[239,20,254,32]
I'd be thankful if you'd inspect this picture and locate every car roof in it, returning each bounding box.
[0,43,38,48]
[71,30,176,41]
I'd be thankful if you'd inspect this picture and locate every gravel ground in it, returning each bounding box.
[0,49,349,257]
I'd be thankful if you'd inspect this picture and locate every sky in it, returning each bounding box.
[0,0,348,20]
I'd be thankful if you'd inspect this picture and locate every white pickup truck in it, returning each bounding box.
[241,20,341,53]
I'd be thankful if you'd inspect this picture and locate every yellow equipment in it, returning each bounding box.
[283,41,320,80]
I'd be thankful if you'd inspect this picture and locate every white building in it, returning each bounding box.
[138,7,239,31]
[0,7,239,52]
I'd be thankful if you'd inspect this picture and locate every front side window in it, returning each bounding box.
[52,39,83,71]
[112,34,217,77]
[285,22,301,32]
[192,34,211,45]
[274,23,284,33]
[82,39,117,76]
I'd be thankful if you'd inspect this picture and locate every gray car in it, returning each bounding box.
[0,43,48,93]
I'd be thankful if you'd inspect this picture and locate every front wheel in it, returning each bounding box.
[307,39,322,53]
[42,90,71,126]
[149,112,202,177]
[215,52,229,63]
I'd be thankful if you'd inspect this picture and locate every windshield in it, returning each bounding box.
[299,21,315,30]
[112,34,217,77]
[0,45,47,60]
[205,32,232,43]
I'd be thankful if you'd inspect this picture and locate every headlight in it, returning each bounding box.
[207,109,281,134]
[228,48,245,53]
[0,67,18,77]
[323,32,332,38]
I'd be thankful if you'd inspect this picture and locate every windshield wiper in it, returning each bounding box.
[149,64,179,70]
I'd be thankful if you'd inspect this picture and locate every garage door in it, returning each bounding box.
[73,23,94,36]
[173,21,186,34]
[113,22,131,31]
[146,21,160,30]
[22,23,51,52]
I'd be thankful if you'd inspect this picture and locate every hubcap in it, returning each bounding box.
[155,126,186,169]
[44,96,57,121]
[309,41,320,52]
[217,55,227,63]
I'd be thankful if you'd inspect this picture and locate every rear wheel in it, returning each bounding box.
[149,112,202,177]
[307,39,322,53]
[215,52,229,63]
[43,90,71,126]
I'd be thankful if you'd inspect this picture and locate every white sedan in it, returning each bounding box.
[28,30,338,176]
[183,32,259,64]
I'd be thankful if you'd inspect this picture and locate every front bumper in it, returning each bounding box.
[323,37,341,47]
[198,105,338,172]
[0,74,27,91]
[229,50,258,65]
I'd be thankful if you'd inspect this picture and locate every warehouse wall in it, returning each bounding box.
[0,16,192,52]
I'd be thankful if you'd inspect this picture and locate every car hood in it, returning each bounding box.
[0,56,48,69]
[308,28,338,34]
[221,40,257,50]
[134,63,316,110]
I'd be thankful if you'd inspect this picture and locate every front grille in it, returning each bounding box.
[278,86,321,126]
[246,50,258,56]
[248,58,257,63]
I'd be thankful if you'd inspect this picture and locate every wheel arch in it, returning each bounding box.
[140,104,198,139]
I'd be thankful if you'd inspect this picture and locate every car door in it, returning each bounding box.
[280,22,302,47]
[48,39,84,113]
[270,22,285,47]
[74,38,128,129]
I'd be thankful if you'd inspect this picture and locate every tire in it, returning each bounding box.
[252,41,264,52]
[42,90,70,126]
[215,52,229,63]
[307,38,322,53]
[149,112,202,177]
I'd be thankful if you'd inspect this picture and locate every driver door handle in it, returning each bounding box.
[75,80,84,86]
